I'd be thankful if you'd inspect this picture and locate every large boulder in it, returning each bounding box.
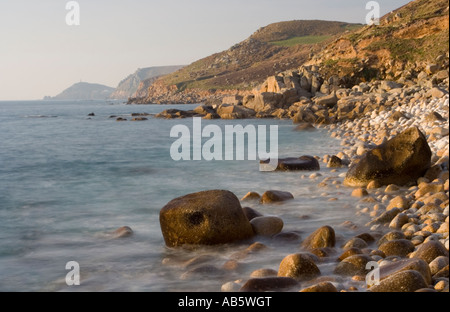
[344,127,432,187]
[159,190,254,247]
[216,104,256,119]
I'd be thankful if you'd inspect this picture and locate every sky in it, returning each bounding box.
[0,0,411,100]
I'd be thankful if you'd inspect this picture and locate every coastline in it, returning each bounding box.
[157,87,449,292]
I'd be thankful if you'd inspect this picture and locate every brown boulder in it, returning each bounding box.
[301,226,336,250]
[159,190,254,247]
[369,270,428,292]
[240,277,298,292]
[344,127,432,187]
[260,190,294,204]
[278,253,321,281]
[413,241,449,264]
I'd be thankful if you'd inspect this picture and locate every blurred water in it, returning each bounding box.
[0,100,371,291]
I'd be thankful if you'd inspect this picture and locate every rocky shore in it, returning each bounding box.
[154,60,449,292]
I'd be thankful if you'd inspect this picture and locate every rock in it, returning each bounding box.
[351,188,369,197]
[367,180,382,189]
[378,239,415,257]
[87,112,95,116]
[415,183,445,199]
[159,190,254,247]
[387,196,409,211]
[250,216,284,237]
[242,207,263,221]
[240,277,298,292]
[301,226,336,249]
[378,258,432,285]
[300,282,338,292]
[113,226,134,238]
[344,127,432,187]
[429,256,449,276]
[389,213,409,229]
[381,81,404,91]
[368,208,401,226]
[425,64,439,75]
[338,248,363,261]
[116,117,127,121]
[377,231,406,246]
[272,231,302,242]
[369,270,428,292]
[131,117,148,121]
[342,238,368,250]
[261,156,320,171]
[315,92,338,108]
[434,265,449,278]
[260,190,294,204]
[241,192,261,202]
[428,87,448,98]
[216,104,256,119]
[221,281,242,292]
[327,156,343,168]
[413,241,449,264]
[278,253,321,281]
[334,254,372,276]
[250,269,278,278]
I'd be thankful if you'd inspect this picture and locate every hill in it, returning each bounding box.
[110,65,185,99]
[48,82,115,101]
[129,20,362,104]
[306,0,449,82]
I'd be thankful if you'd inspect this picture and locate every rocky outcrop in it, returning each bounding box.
[344,127,432,187]
[159,190,254,247]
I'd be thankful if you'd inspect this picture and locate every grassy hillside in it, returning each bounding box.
[155,20,363,92]
[309,0,449,81]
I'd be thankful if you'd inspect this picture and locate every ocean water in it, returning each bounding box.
[0,100,371,292]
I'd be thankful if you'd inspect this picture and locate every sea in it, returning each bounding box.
[0,100,372,292]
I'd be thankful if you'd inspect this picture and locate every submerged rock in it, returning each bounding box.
[159,190,254,247]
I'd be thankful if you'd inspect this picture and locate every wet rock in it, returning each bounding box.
[433,265,449,279]
[342,237,368,250]
[344,127,432,187]
[413,241,449,264]
[240,277,299,292]
[241,192,261,202]
[379,239,415,257]
[159,190,254,247]
[327,156,343,168]
[278,253,321,281]
[113,226,134,239]
[334,254,372,276]
[261,156,320,171]
[338,248,363,262]
[429,256,449,276]
[242,207,263,221]
[369,270,428,292]
[302,226,336,249]
[355,233,376,244]
[300,282,338,292]
[272,231,302,243]
[351,188,369,197]
[389,213,409,229]
[260,190,294,204]
[368,208,401,226]
[250,216,284,237]
[378,258,432,285]
[250,269,278,278]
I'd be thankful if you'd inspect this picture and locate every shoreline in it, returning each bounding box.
[157,87,449,292]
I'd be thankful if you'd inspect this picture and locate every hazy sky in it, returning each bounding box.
[0,0,411,100]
